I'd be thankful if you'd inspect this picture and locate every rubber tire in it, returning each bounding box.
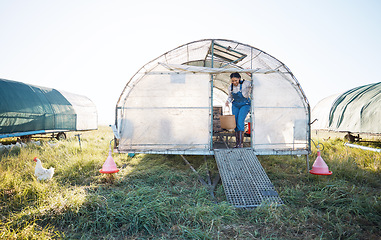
[56,132,67,141]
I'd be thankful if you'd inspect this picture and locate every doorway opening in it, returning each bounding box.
[211,71,252,150]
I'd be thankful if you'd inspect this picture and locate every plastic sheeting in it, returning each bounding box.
[118,73,211,152]
[116,39,310,155]
[0,78,98,137]
[312,82,381,133]
[310,94,341,130]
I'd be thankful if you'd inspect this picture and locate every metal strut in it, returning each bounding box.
[180,155,220,201]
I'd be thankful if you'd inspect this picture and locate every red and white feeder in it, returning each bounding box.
[309,151,332,175]
[99,150,119,174]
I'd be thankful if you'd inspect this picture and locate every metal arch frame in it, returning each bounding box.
[114,39,311,157]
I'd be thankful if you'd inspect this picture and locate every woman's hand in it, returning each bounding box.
[225,101,229,107]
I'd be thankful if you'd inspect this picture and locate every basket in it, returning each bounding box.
[220,115,236,130]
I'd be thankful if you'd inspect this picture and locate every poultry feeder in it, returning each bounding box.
[309,151,332,175]
[99,148,119,174]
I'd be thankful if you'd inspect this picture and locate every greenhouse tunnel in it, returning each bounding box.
[114,39,310,156]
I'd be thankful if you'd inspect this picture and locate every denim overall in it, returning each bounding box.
[231,82,251,132]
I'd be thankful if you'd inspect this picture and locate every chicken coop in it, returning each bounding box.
[114,39,310,156]
[113,39,310,207]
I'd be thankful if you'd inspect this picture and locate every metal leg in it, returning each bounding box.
[205,155,212,185]
[180,155,208,187]
[181,155,219,202]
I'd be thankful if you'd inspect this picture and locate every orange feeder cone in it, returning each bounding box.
[99,150,119,174]
[309,151,332,175]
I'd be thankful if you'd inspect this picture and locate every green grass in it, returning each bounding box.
[0,127,380,239]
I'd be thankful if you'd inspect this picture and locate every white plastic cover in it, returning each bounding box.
[60,91,98,130]
[252,73,309,151]
[311,94,341,130]
[118,73,211,152]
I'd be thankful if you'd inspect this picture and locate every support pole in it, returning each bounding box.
[75,134,82,150]
[210,40,215,151]
[180,155,220,201]
[204,155,212,185]
[345,143,381,152]
[180,155,208,187]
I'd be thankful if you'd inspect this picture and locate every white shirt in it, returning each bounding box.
[227,80,252,103]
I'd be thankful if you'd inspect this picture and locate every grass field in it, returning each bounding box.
[0,126,380,239]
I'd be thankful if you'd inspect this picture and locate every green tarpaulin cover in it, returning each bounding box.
[312,82,381,133]
[0,78,97,136]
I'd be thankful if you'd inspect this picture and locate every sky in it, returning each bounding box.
[1,0,380,125]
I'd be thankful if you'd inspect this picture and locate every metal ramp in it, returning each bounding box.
[214,148,283,208]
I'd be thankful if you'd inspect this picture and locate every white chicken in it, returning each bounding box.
[33,157,55,180]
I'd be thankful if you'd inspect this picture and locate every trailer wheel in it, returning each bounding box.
[56,132,67,140]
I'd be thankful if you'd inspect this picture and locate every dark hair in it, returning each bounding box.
[230,72,241,79]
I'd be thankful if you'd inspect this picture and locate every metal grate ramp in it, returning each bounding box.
[214,148,283,208]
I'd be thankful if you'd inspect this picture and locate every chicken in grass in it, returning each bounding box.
[33,157,55,180]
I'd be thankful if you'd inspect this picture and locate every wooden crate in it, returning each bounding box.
[213,106,223,132]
